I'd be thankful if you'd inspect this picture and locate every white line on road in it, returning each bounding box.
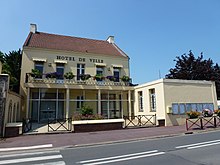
[175,139,220,149]
[187,141,220,150]
[0,144,53,152]
[0,155,62,165]
[79,150,158,164]
[82,152,165,165]
[0,150,60,158]
[32,161,66,165]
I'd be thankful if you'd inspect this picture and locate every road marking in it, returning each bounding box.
[79,150,158,163]
[187,141,220,150]
[0,150,60,158]
[32,161,66,165]
[0,155,62,165]
[81,152,165,165]
[0,144,53,152]
[78,150,165,165]
[175,139,220,149]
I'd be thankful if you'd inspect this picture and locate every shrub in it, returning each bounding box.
[106,75,116,81]
[79,74,91,80]
[30,69,42,78]
[121,75,131,82]
[214,110,220,117]
[186,110,201,119]
[64,72,75,80]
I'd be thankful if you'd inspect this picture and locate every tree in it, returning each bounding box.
[166,50,220,99]
[1,49,22,93]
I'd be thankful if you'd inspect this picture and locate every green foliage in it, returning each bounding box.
[94,74,105,81]
[80,105,93,116]
[121,75,130,82]
[30,69,42,78]
[186,110,201,119]
[64,71,74,80]
[1,49,22,93]
[166,50,220,99]
[214,110,220,117]
[79,74,91,80]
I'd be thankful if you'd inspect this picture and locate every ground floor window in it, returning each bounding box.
[172,103,214,115]
[28,88,134,122]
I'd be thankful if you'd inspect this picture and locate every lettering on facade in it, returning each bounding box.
[56,56,103,63]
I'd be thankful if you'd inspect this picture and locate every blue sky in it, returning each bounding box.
[1,0,220,84]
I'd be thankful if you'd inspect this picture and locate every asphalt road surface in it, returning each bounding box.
[2,130,220,165]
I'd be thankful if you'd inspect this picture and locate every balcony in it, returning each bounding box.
[25,73,134,87]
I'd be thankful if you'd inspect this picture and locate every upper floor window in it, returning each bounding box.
[138,91,143,112]
[34,62,44,78]
[96,66,104,81]
[113,68,120,82]
[77,64,85,80]
[149,89,156,111]
[56,63,64,79]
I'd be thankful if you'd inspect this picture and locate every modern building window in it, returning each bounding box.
[172,103,214,115]
[138,91,143,112]
[77,96,84,109]
[56,63,64,79]
[77,64,85,80]
[113,68,120,82]
[149,89,156,111]
[34,62,44,78]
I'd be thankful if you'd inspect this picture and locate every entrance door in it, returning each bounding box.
[40,101,56,122]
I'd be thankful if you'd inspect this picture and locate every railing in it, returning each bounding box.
[186,115,220,131]
[25,73,133,86]
[123,115,156,128]
[22,118,32,133]
[48,118,72,132]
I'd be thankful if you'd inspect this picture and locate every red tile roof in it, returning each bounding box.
[23,32,128,58]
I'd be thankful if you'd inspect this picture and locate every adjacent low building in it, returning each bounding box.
[134,79,218,126]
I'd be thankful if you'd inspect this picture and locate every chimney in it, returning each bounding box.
[107,36,114,44]
[30,23,37,33]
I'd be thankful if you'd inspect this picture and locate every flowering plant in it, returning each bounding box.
[202,109,213,117]
[79,74,91,80]
[186,110,201,119]
[214,110,220,117]
[106,75,115,81]
[72,113,104,120]
[45,72,62,78]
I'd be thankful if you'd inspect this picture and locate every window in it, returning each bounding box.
[138,91,143,112]
[149,89,156,111]
[172,103,214,115]
[34,62,44,78]
[77,64,85,80]
[56,63,64,79]
[77,96,84,109]
[113,68,120,82]
[96,66,104,81]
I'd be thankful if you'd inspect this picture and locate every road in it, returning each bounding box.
[2,130,220,164]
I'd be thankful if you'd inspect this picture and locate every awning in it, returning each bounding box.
[94,63,106,67]
[32,57,47,62]
[54,60,68,64]
[111,64,123,68]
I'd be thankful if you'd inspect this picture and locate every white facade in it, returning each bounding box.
[134,79,218,126]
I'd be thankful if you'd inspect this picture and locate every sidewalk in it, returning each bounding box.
[0,125,218,151]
